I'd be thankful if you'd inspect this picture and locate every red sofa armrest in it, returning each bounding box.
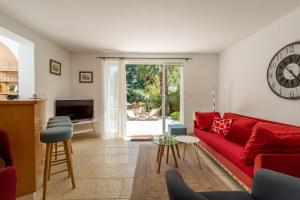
[193,120,198,129]
[0,166,17,200]
[254,153,300,179]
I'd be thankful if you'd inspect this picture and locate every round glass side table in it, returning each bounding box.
[152,135,180,173]
[175,135,202,168]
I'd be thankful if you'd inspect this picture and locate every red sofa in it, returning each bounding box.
[194,112,300,191]
[0,131,17,200]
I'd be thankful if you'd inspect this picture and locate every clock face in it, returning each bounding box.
[267,42,300,99]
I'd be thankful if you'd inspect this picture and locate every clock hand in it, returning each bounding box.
[283,66,300,82]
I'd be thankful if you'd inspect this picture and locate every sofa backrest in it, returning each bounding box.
[224,112,300,129]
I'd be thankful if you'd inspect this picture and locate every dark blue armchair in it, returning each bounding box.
[165,169,300,200]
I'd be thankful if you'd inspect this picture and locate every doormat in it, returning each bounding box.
[130,135,153,141]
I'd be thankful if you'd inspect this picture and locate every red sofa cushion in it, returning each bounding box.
[225,118,257,146]
[241,122,300,164]
[194,128,253,177]
[195,112,221,131]
[211,117,232,135]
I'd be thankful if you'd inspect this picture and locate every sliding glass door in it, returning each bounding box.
[126,63,183,136]
[163,65,182,132]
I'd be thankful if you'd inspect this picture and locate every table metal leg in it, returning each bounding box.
[91,122,97,137]
[156,145,161,162]
[170,145,178,168]
[183,144,187,160]
[175,144,180,158]
[193,144,202,169]
[158,146,165,173]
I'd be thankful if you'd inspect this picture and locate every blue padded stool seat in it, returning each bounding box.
[47,121,73,128]
[40,127,72,144]
[48,118,71,124]
[49,116,70,121]
[168,124,187,136]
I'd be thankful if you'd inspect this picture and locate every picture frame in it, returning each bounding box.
[49,59,61,76]
[79,71,93,83]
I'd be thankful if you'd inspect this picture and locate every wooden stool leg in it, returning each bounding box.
[183,144,187,160]
[43,144,51,200]
[48,144,53,181]
[166,146,169,164]
[69,140,73,155]
[64,140,76,188]
[157,145,165,173]
[156,146,161,162]
[62,142,71,178]
[175,144,180,158]
[54,143,58,160]
[171,145,178,168]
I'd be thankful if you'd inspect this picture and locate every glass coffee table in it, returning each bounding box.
[152,135,180,173]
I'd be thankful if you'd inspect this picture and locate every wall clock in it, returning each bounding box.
[267,42,300,99]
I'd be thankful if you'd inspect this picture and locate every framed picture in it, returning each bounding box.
[79,71,93,83]
[49,59,61,76]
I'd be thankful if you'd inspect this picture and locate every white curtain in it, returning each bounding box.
[102,59,127,139]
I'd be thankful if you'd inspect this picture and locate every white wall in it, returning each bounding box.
[183,54,219,132]
[69,53,102,134]
[0,12,70,119]
[70,53,219,134]
[219,7,300,125]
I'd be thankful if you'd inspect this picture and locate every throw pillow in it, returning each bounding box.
[211,117,232,135]
[241,122,300,164]
[225,118,257,146]
[0,157,5,169]
[195,112,221,130]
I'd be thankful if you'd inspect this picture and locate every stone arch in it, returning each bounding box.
[0,41,18,67]
[0,41,18,99]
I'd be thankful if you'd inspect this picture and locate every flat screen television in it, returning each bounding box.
[55,100,94,121]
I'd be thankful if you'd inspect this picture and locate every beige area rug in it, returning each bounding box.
[131,144,230,200]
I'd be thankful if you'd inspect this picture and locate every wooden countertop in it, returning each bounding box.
[0,99,46,105]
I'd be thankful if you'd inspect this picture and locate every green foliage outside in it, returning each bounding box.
[126,64,180,119]
[170,111,180,121]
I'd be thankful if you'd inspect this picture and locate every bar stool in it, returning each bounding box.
[47,117,72,159]
[46,121,74,160]
[47,121,73,128]
[40,127,75,200]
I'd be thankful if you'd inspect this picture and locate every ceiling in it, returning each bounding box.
[0,0,299,53]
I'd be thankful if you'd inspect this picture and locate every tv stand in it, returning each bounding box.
[72,119,98,137]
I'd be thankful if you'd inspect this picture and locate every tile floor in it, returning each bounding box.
[34,134,242,200]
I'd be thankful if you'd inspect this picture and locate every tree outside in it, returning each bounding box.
[126,64,181,121]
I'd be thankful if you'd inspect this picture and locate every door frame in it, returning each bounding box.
[125,60,185,135]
